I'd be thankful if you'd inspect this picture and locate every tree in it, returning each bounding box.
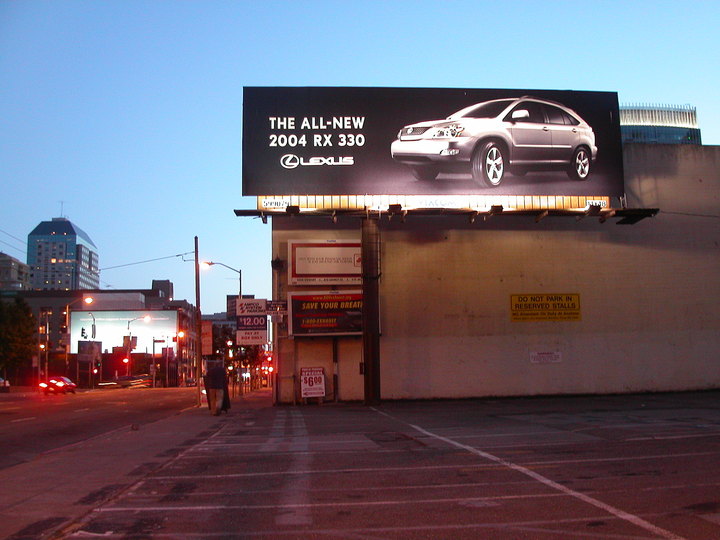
[0,298,36,381]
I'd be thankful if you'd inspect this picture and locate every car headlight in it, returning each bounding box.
[432,124,464,138]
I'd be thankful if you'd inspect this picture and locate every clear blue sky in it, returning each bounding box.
[1,0,718,314]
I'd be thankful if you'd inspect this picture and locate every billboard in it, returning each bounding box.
[288,291,362,337]
[69,310,178,354]
[243,87,624,198]
[289,239,362,285]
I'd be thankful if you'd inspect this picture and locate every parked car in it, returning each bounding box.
[39,376,77,395]
[391,96,597,187]
[0,377,10,393]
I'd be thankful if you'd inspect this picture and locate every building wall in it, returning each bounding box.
[271,144,720,401]
[0,253,30,291]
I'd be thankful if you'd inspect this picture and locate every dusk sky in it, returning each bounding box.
[1,1,718,314]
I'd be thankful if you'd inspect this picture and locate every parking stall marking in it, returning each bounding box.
[10,416,36,423]
[373,408,686,540]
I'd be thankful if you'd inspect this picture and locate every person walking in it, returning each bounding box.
[204,363,228,416]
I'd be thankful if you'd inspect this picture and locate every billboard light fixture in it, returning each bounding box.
[286,205,301,215]
[484,205,504,221]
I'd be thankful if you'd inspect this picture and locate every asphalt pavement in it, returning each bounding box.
[2,388,720,539]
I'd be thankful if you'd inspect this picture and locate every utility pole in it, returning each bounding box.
[195,236,203,407]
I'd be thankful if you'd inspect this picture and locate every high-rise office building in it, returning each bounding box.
[27,217,100,290]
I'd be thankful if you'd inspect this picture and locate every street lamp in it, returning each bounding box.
[201,261,242,298]
[64,296,94,383]
[126,315,151,376]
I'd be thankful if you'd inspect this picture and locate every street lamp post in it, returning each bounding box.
[201,260,243,397]
[126,315,151,376]
[194,236,202,407]
[65,296,94,384]
[202,261,242,298]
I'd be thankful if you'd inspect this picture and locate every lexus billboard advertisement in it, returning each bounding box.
[242,87,624,197]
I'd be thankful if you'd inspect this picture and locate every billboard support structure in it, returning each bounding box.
[362,217,381,405]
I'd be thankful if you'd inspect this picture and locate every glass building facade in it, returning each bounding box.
[620,104,702,145]
[27,217,100,290]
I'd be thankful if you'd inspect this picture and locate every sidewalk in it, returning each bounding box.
[0,388,272,540]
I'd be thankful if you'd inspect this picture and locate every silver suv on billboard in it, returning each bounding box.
[391,96,597,187]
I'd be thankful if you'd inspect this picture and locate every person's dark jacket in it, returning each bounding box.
[204,366,226,389]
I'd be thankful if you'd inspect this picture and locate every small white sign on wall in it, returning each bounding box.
[530,351,563,364]
[300,367,326,398]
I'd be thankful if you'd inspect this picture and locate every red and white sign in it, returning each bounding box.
[289,240,361,285]
[236,299,268,345]
[201,320,213,356]
[300,367,326,398]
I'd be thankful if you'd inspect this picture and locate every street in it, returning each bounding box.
[2,389,720,539]
[0,387,197,470]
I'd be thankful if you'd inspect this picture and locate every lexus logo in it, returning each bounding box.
[280,154,354,169]
[280,154,301,169]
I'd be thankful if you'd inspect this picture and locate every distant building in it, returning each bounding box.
[27,217,100,290]
[0,252,30,291]
[0,280,197,386]
[620,104,701,145]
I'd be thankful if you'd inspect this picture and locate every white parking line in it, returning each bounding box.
[10,417,35,423]
[373,408,686,540]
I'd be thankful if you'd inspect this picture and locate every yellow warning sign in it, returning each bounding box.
[511,294,581,322]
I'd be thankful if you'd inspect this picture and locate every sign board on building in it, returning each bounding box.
[300,367,326,398]
[243,87,624,201]
[511,294,581,322]
[236,299,268,345]
[201,320,213,356]
[288,291,362,336]
[289,239,361,285]
[529,350,563,364]
[267,300,288,313]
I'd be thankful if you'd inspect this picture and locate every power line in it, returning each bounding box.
[0,239,26,255]
[100,252,193,271]
[0,228,26,245]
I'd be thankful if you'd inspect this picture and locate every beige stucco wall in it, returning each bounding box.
[272,144,720,402]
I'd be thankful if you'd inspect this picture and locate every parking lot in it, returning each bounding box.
[21,389,713,539]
